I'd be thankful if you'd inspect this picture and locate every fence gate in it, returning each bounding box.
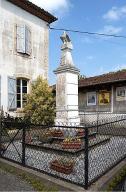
[0,120,25,164]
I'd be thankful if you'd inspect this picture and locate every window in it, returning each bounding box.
[87,92,96,106]
[16,25,31,55]
[17,79,28,108]
[116,87,126,101]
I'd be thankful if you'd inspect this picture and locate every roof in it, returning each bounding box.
[51,70,126,91]
[7,0,57,23]
[79,70,126,88]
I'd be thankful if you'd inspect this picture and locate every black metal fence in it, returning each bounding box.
[0,116,126,189]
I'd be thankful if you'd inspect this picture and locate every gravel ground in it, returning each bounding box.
[3,136,126,186]
[0,169,35,191]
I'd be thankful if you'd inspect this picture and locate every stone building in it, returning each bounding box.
[79,70,126,113]
[0,0,57,113]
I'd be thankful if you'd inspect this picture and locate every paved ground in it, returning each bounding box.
[0,169,35,191]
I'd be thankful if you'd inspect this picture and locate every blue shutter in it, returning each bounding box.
[8,77,16,110]
[16,25,26,53]
[25,26,31,55]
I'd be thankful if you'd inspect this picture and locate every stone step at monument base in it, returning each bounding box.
[55,116,80,126]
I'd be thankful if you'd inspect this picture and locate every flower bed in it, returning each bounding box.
[62,143,81,149]
[39,137,52,143]
[61,138,82,149]
[76,129,85,136]
[25,132,32,144]
[52,130,64,137]
[39,131,53,143]
[50,159,74,174]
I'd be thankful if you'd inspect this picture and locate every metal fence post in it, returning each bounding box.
[0,115,2,157]
[22,123,26,166]
[96,110,99,133]
[85,126,89,189]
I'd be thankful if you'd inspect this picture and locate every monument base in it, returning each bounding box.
[55,116,80,126]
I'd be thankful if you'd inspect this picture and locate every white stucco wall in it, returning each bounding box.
[0,0,49,112]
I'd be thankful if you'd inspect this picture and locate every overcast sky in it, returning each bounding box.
[30,0,126,85]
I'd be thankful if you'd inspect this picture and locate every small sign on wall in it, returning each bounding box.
[99,91,110,105]
[116,87,126,101]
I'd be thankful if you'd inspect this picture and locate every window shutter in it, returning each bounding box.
[16,25,25,53]
[8,77,17,110]
[25,26,31,55]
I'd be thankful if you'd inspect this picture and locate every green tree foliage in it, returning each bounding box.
[24,76,55,125]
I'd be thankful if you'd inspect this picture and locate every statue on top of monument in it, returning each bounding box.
[60,31,73,50]
[60,31,71,43]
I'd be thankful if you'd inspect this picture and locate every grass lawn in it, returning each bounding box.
[0,161,59,192]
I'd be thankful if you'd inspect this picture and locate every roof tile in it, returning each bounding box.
[79,70,126,88]
[7,0,57,23]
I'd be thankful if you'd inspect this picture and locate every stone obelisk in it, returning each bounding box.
[54,32,80,125]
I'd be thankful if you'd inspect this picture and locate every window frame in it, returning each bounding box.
[17,79,28,109]
[116,86,126,101]
[87,92,97,106]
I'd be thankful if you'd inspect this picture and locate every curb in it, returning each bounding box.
[0,157,126,191]
[90,158,126,191]
[0,158,86,192]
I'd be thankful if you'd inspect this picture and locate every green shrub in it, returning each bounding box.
[24,76,55,125]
